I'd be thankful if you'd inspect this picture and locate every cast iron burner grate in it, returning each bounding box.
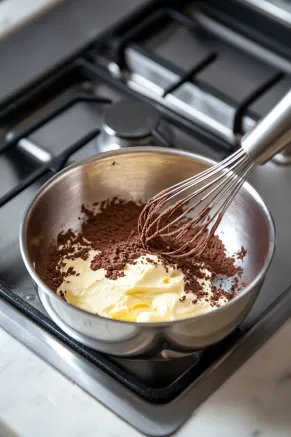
[94,2,291,142]
[0,61,175,208]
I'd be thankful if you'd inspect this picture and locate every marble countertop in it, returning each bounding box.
[0,319,291,437]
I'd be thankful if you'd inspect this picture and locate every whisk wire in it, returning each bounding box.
[138,148,257,258]
[141,150,249,242]
[151,148,245,204]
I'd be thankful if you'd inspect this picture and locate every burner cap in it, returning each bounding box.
[102,100,160,139]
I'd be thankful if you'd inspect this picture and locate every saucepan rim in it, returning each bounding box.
[19,146,276,326]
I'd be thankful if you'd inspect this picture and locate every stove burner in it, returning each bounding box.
[103,100,160,139]
[99,99,169,150]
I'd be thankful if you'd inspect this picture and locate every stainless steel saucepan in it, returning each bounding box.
[20,147,275,357]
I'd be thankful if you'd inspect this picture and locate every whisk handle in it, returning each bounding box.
[242,89,291,165]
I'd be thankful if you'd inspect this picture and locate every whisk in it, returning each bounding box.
[138,90,291,258]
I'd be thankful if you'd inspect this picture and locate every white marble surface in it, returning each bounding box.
[0,319,291,437]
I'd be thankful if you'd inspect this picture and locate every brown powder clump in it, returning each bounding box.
[41,198,244,307]
[91,236,149,280]
[199,234,241,277]
[81,198,142,250]
[236,246,247,261]
[41,231,90,291]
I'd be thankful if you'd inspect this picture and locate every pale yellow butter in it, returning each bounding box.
[57,250,228,322]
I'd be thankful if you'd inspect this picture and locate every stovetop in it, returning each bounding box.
[0,1,291,436]
[239,0,291,26]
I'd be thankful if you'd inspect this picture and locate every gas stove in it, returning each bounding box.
[0,1,291,436]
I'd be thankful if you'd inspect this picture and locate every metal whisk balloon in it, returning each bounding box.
[138,90,291,258]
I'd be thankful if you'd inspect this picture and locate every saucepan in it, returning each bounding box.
[20,147,275,357]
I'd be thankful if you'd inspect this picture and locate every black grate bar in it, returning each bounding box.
[113,7,198,68]
[0,94,110,155]
[233,72,284,136]
[126,42,185,77]
[152,127,171,147]
[48,128,100,173]
[166,7,201,28]
[163,52,217,97]
[0,129,100,208]
[191,79,238,109]
[125,41,236,111]
[122,37,237,111]
[0,167,47,208]
[112,8,166,67]
[0,62,81,120]
[79,58,232,151]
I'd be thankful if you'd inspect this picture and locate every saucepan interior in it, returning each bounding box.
[20,147,275,357]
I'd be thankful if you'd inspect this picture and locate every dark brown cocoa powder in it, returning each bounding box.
[42,198,243,307]
[236,246,247,261]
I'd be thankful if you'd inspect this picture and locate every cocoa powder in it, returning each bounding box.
[236,246,247,261]
[41,198,244,307]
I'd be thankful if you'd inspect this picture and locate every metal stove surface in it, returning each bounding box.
[0,1,291,436]
[238,0,291,26]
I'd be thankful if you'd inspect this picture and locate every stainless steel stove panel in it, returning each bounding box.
[249,76,291,117]
[124,46,256,141]
[0,0,149,103]
[112,4,291,143]
[142,21,213,73]
[239,0,291,25]
[0,147,40,198]
[125,46,180,96]
[165,83,255,141]
[195,46,277,103]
